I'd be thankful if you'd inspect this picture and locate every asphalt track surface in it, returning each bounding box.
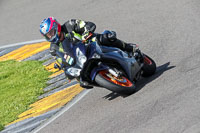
[1,0,200,133]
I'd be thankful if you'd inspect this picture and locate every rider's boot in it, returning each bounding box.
[124,43,139,55]
[124,43,144,63]
[106,31,139,54]
[99,30,141,59]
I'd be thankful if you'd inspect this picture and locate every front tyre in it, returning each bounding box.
[95,70,135,94]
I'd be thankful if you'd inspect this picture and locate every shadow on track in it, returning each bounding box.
[103,62,176,100]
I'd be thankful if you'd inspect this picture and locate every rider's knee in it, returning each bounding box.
[98,31,117,45]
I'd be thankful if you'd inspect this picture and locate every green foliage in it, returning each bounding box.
[0,123,4,131]
[0,60,52,129]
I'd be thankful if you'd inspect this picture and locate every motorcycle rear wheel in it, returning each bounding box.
[142,54,156,77]
[95,70,135,94]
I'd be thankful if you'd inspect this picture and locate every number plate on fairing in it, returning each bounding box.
[64,54,74,65]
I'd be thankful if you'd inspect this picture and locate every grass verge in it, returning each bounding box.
[0,123,3,131]
[0,60,52,131]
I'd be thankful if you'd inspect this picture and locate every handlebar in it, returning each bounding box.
[82,32,93,43]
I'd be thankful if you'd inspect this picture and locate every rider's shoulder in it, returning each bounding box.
[62,19,77,30]
[64,19,78,25]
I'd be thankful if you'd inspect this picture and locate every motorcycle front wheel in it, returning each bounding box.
[95,70,135,94]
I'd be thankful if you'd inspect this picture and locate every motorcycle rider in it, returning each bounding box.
[39,17,139,86]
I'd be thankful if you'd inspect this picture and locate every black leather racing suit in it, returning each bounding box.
[50,19,134,58]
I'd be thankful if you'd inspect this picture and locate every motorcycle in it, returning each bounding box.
[54,32,156,94]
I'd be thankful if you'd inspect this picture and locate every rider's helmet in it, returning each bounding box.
[40,17,61,43]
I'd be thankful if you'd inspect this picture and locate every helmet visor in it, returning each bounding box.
[45,28,56,41]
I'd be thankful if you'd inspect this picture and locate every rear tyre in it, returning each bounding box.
[95,70,135,94]
[142,54,156,77]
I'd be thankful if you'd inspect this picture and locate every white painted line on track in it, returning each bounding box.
[31,89,91,133]
[0,39,46,49]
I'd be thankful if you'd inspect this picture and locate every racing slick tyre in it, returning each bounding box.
[95,70,136,95]
[142,54,156,77]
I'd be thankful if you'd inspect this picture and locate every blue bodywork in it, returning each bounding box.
[62,31,141,82]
